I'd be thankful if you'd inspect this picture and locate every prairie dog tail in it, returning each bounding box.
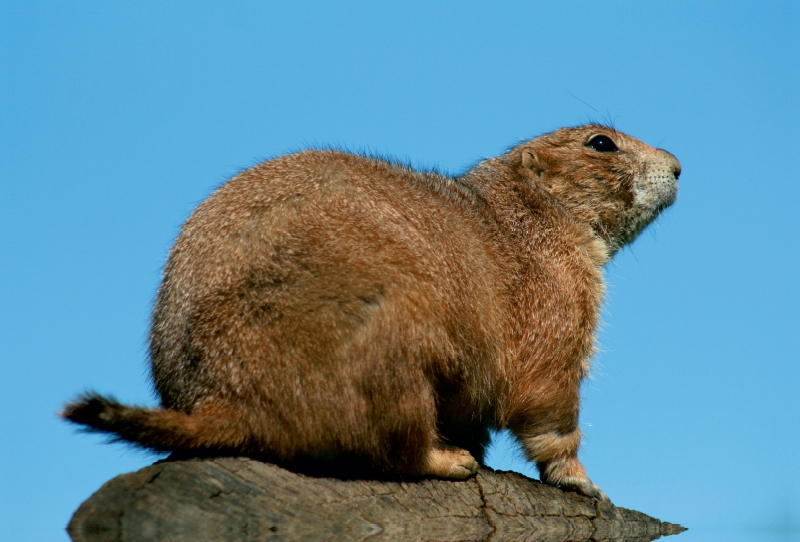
[60,393,250,453]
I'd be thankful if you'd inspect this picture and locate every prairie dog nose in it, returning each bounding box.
[656,149,681,179]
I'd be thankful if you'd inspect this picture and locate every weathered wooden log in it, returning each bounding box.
[68,457,686,542]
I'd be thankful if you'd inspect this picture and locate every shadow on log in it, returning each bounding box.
[68,457,686,542]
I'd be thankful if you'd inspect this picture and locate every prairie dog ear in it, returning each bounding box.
[522,150,536,169]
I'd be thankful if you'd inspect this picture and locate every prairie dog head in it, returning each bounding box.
[510,125,680,256]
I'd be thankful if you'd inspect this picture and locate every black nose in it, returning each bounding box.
[673,163,681,180]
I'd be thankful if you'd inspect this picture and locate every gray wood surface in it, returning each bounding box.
[68,457,686,541]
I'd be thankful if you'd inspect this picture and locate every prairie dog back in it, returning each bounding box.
[63,125,680,500]
[149,152,506,470]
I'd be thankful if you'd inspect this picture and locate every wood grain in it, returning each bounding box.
[68,458,685,541]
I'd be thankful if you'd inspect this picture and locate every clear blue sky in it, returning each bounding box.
[2,2,798,541]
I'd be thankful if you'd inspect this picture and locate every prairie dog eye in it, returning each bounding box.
[586,135,619,152]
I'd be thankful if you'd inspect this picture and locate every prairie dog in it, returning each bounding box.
[63,125,680,501]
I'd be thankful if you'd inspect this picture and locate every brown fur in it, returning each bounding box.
[62,125,680,500]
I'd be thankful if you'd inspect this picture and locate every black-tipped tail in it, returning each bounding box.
[60,392,249,453]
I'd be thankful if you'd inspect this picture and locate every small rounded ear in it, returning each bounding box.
[522,150,536,169]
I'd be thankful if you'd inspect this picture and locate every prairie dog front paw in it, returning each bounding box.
[557,474,610,502]
[523,430,610,502]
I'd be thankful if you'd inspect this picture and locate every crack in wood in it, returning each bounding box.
[68,457,686,541]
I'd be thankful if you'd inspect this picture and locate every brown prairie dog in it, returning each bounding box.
[63,125,680,502]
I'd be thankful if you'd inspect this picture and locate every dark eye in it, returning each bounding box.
[586,135,619,152]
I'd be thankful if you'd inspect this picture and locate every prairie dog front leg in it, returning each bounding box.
[522,428,609,502]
